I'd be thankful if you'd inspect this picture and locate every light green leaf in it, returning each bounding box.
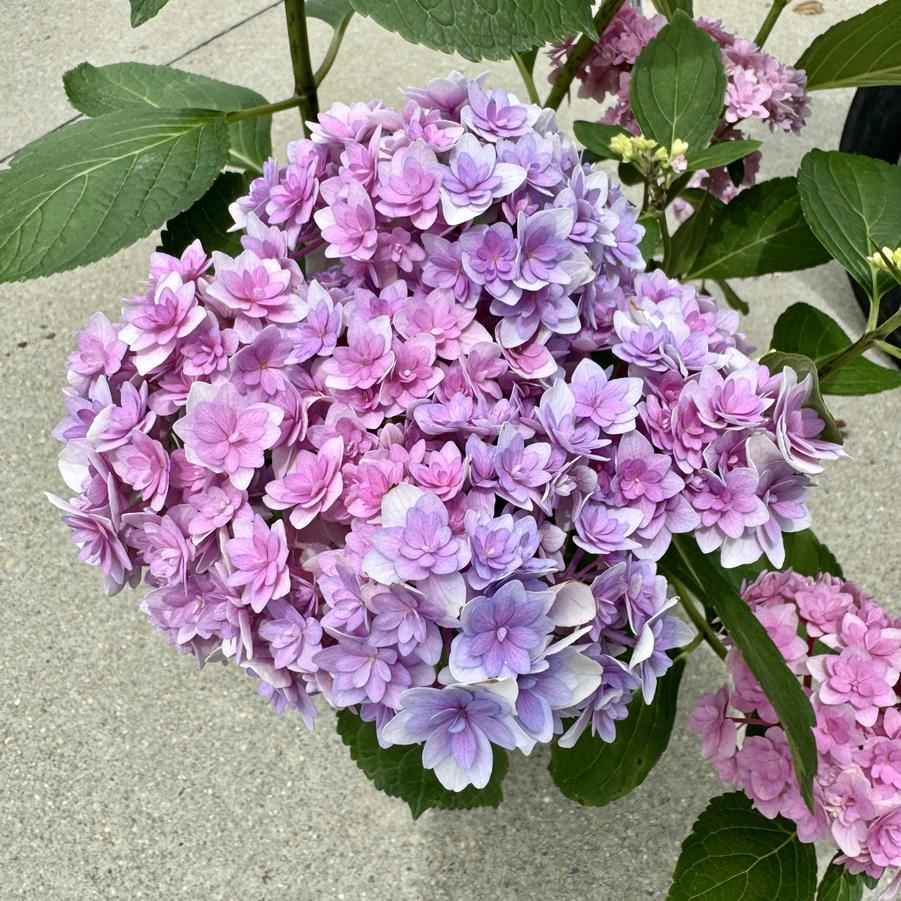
[574,121,631,161]
[129,0,170,27]
[630,11,727,152]
[64,61,271,172]
[335,710,508,818]
[159,172,248,257]
[687,178,830,280]
[549,658,684,806]
[306,0,354,29]
[345,0,595,61]
[798,150,901,294]
[0,108,229,283]
[771,302,901,396]
[662,537,819,809]
[758,351,844,445]
[687,139,762,173]
[797,0,901,91]
[667,792,817,900]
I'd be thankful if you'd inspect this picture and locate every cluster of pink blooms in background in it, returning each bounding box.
[549,6,810,204]
[50,73,840,792]
[691,570,901,891]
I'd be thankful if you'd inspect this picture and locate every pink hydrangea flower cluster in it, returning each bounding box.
[690,570,901,891]
[50,73,838,793]
[549,6,810,203]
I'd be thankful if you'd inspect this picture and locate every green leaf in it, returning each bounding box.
[0,108,228,284]
[783,530,844,579]
[758,351,844,444]
[680,187,725,214]
[306,0,354,29]
[798,150,901,294]
[667,792,817,901]
[816,858,872,901]
[638,213,662,261]
[159,172,248,257]
[687,178,831,280]
[345,0,595,61]
[618,162,644,186]
[715,279,748,315]
[666,192,713,277]
[630,11,727,152]
[687,139,762,173]
[64,61,271,173]
[771,302,901,396]
[574,121,631,161]
[663,537,819,809]
[549,658,684,806]
[649,0,693,20]
[335,710,508,818]
[797,0,901,91]
[129,0,170,27]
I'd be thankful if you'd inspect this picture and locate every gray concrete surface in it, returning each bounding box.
[0,2,898,899]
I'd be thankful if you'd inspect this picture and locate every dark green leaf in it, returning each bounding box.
[345,0,595,61]
[715,279,748,315]
[758,351,844,444]
[618,162,644,186]
[663,537,819,809]
[306,0,354,29]
[666,192,713,277]
[680,188,725,214]
[816,857,872,901]
[64,61,271,173]
[667,792,817,900]
[335,710,508,818]
[159,172,248,257]
[771,302,901,395]
[649,0,693,20]
[0,108,228,283]
[798,150,901,294]
[574,121,631,161]
[687,178,831,280]
[638,213,662,261]
[129,0,170,27]
[549,658,684,806]
[687,139,762,173]
[797,0,901,91]
[630,11,727,152]
[783,530,844,579]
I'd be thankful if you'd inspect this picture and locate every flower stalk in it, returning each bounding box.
[284,0,320,133]
[543,0,627,111]
[754,0,790,48]
[817,307,901,383]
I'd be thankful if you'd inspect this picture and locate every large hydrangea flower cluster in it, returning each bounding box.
[50,73,839,792]
[549,6,810,203]
[691,570,901,891]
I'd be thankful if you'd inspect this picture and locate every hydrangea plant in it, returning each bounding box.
[5,0,901,897]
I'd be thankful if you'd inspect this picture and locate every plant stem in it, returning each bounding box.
[543,0,627,111]
[513,52,541,105]
[315,12,353,85]
[754,0,790,48]
[225,96,306,124]
[818,307,901,382]
[670,577,728,660]
[675,631,705,661]
[284,0,319,132]
[875,339,901,361]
